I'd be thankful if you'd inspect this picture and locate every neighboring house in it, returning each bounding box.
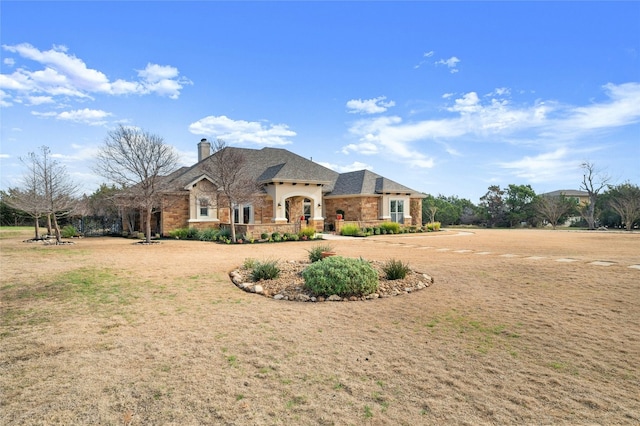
[540,189,590,206]
[139,139,425,238]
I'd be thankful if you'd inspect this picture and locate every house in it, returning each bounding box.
[147,139,425,238]
[540,189,590,206]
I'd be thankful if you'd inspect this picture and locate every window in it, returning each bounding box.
[303,198,311,221]
[390,199,404,223]
[233,204,253,224]
[198,198,210,218]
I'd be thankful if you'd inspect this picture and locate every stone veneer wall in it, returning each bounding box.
[410,198,423,226]
[162,194,189,236]
[324,196,380,228]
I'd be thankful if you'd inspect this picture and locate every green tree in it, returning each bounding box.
[479,185,507,227]
[505,184,537,227]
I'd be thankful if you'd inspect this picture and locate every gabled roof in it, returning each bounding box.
[327,169,424,198]
[158,147,339,192]
[541,189,589,197]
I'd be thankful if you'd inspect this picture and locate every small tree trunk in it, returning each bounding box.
[34,218,40,240]
[46,214,53,236]
[52,214,62,243]
[145,209,152,243]
[230,216,237,242]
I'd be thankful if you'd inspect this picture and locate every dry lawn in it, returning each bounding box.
[1,228,639,425]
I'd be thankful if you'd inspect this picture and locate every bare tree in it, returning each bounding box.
[607,182,640,231]
[4,147,77,242]
[94,125,179,243]
[535,194,577,230]
[580,162,611,230]
[202,139,262,242]
[35,147,78,243]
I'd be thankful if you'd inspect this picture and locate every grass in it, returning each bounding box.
[1,228,638,425]
[423,311,521,354]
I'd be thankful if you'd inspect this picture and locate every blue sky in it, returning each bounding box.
[1,1,639,202]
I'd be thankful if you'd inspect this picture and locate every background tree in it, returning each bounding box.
[505,184,537,227]
[479,185,507,227]
[606,182,640,231]
[202,139,263,242]
[0,191,31,226]
[35,147,78,243]
[535,193,577,229]
[3,146,77,242]
[73,184,122,236]
[94,125,179,243]
[580,161,610,230]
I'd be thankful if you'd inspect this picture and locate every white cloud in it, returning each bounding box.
[0,89,12,107]
[318,161,373,173]
[340,142,379,155]
[414,51,435,69]
[3,58,15,66]
[27,95,54,105]
[495,148,579,182]
[436,56,460,73]
[559,82,640,131]
[32,108,112,126]
[0,43,190,103]
[346,96,395,114]
[188,115,296,146]
[342,82,639,173]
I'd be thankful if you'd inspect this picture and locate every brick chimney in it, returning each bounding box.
[197,138,211,162]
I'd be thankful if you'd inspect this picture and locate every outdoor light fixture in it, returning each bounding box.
[277,202,282,207]
[317,203,321,207]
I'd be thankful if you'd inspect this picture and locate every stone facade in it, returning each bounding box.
[161,194,189,234]
[410,198,422,226]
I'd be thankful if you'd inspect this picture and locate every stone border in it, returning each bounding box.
[228,266,434,302]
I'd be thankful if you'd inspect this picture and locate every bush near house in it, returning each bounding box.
[303,256,378,297]
[380,222,401,234]
[426,221,441,231]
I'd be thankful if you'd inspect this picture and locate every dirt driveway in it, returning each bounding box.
[1,228,639,425]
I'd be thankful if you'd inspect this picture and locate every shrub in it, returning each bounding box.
[243,257,258,269]
[303,256,378,297]
[260,232,269,240]
[380,222,401,234]
[307,243,334,263]
[218,227,232,241]
[299,227,316,239]
[340,223,361,236]
[61,225,78,238]
[426,221,441,231]
[250,260,280,281]
[271,232,281,240]
[169,228,189,239]
[199,228,219,241]
[382,259,411,280]
[186,227,201,240]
